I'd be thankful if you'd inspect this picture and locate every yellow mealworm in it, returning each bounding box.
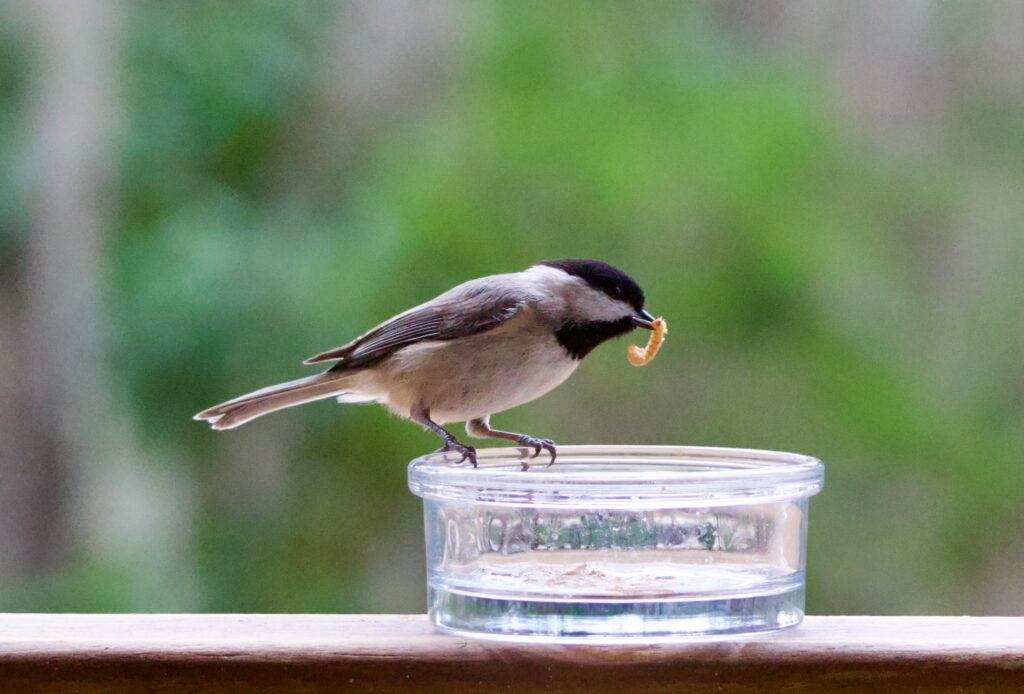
[627,317,667,367]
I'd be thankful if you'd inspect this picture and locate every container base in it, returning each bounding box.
[428,583,805,643]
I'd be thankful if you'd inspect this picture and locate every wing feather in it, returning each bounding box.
[303,276,527,369]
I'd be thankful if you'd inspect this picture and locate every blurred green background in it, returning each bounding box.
[1,0,1022,615]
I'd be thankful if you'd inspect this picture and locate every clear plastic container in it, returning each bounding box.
[408,445,824,643]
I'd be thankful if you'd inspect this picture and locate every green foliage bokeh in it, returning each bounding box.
[2,2,1022,615]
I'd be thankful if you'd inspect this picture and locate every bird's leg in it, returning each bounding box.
[467,417,556,469]
[412,407,477,467]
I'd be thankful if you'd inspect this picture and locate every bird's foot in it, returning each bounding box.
[514,436,557,468]
[437,440,478,468]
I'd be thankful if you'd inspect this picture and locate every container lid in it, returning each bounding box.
[408,445,824,508]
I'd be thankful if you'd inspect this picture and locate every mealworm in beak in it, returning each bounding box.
[627,318,667,367]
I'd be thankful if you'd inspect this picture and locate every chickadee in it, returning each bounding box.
[195,259,657,467]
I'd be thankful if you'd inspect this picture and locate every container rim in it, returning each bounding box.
[408,445,824,508]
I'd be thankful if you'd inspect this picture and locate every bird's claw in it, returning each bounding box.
[515,436,557,468]
[437,440,478,467]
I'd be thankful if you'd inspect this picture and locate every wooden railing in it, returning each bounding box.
[1,615,1022,691]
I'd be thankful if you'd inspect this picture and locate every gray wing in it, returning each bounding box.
[303,276,527,369]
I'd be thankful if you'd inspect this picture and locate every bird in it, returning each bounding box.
[194,259,658,467]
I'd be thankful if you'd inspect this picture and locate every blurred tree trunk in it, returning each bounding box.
[293,0,456,204]
[0,0,117,580]
[0,273,65,577]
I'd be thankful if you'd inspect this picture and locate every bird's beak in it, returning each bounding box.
[632,309,656,330]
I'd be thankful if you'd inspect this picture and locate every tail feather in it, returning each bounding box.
[194,374,351,430]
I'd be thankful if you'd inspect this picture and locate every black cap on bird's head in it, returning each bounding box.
[538,258,654,328]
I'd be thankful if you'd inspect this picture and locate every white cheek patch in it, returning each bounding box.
[572,287,634,322]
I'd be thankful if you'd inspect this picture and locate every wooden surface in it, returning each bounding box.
[1,614,1023,692]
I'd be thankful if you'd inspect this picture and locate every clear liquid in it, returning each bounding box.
[429,554,804,642]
